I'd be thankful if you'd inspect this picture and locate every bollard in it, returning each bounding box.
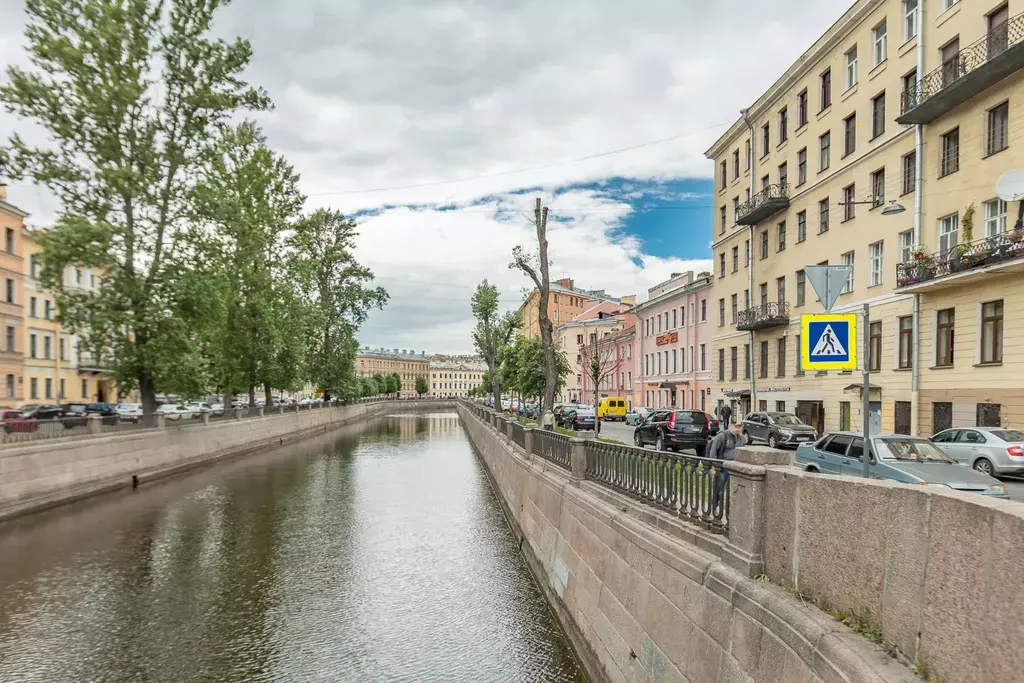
[201,411,210,425]
[88,414,102,435]
[257,406,264,418]
[569,437,587,483]
[234,407,243,421]
[523,425,535,456]
[155,413,166,429]
[506,418,516,440]
[279,405,285,415]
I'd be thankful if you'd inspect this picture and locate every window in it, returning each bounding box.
[819,131,831,170]
[731,294,738,322]
[897,316,913,369]
[796,270,806,306]
[5,278,13,304]
[795,334,804,375]
[943,0,958,12]
[718,349,725,381]
[719,298,725,326]
[845,46,858,89]
[842,184,856,221]
[720,160,728,189]
[841,252,855,293]
[30,378,37,400]
[761,174,770,191]
[986,102,1009,156]
[778,107,788,143]
[777,339,787,376]
[840,403,852,431]
[899,230,914,263]
[778,162,788,187]
[843,114,856,156]
[45,378,52,400]
[940,127,959,177]
[940,38,962,88]
[720,206,727,234]
[82,379,88,399]
[797,89,808,127]
[730,347,738,381]
[820,69,832,111]
[938,213,959,254]
[700,344,706,371]
[981,300,1003,364]
[989,5,1009,54]
[743,344,751,379]
[672,308,678,329]
[873,20,887,65]
[4,374,11,399]
[759,282,768,306]
[936,308,955,366]
[776,276,786,305]
[3,228,12,254]
[719,252,726,277]
[700,299,706,323]
[901,151,916,195]
[759,341,769,378]
[761,123,770,157]
[869,321,882,371]
[796,148,807,185]
[871,168,885,207]
[672,349,677,373]
[733,197,740,222]
[4,326,13,352]
[43,336,51,360]
[904,0,918,40]
[44,300,52,320]
[795,211,807,243]
[819,198,830,233]
[871,93,885,139]
[984,198,1007,237]
[732,246,739,272]
[760,230,769,259]
[732,150,740,179]
[745,239,750,267]
[745,139,751,170]
[29,333,37,359]
[777,221,786,252]
[869,241,884,286]
[29,296,37,318]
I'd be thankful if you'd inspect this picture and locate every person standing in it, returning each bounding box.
[718,402,732,426]
[708,422,745,511]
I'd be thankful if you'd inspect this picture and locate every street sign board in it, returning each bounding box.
[804,265,853,312]
[801,313,857,371]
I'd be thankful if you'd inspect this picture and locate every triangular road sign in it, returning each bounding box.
[804,265,852,312]
[810,324,847,357]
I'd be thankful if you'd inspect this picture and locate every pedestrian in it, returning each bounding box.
[708,422,745,511]
[718,402,732,426]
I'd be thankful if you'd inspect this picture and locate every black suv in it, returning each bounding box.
[633,409,719,456]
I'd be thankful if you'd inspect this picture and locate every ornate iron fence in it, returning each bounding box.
[509,421,526,449]
[901,12,1024,114]
[586,440,728,531]
[896,230,1024,288]
[736,301,790,329]
[736,183,789,221]
[533,429,571,469]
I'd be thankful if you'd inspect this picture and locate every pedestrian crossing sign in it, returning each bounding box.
[801,313,857,371]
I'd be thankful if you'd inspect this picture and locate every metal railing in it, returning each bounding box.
[587,441,728,530]
[509,421,526,449]
[736,183,789,222]
[735,301,790,330]
[901,12,1024,114]
[532,429,571,469]
[896,231,1024,288]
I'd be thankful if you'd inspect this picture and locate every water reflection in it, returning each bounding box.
[0,413,585,682]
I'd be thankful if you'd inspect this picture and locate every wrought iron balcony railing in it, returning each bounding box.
[736,183,790,226]
[899,12,1024,124]
[736,302,790,331]
[77,351,113,371]
[896,231,1024,289]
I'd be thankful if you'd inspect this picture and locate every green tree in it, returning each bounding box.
[362,376,380,397]
[0,0,271,414]
[289,209,388,399]
[581,336,619,418]
[388,372,401,396]
[513,336,570,404]
[471,280,519,410]
[415,376,428,396]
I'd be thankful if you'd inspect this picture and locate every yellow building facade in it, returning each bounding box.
[355,347,429,397]
[707,0,1023,436]
[518,277,620,338]
[0,185,26,405]
[429,361,486,397]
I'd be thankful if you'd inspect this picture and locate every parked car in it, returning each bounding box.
[564,405,597,431]
[930,427,1024,477]
[625,407,651,426]
[634,409,716,456]
[554,404,573,427]
[114,403,144,423]
[741,412,818,449]
[59,403,94,428]
[597,397,628,422]
[0,409,37,433]
[298,397,314,406]
[524,403,539,419]
[795,432,1010,499]
[183,401,211,417]
[21,404,66,422]
[155,403,193,420]
[208,402,225,417]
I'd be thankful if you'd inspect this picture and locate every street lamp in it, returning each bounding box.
[837,197,907,216]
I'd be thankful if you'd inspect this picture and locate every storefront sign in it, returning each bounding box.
[718,386,791,393]
[656,331,678,346]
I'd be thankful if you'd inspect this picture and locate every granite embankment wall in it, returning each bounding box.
[0,400,454,521]
[459,404,908,683]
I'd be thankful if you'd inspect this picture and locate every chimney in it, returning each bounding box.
[0,183,7,201]
[556,277,574,289]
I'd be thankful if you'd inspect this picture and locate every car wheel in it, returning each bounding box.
[973,458,995,476]
[634,431,643,447]
[768,433,779,449]
[742,429,751,443]
[655,433,664,452]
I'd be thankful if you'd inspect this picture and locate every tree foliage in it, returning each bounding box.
[471,280,519,409]
[415,376,428,396]
[581,337,619,409]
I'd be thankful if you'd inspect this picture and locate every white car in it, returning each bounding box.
[209,403,225,416]
[298,397,314,406]
[155,403,193,420]
[183,401,211,417]
[114,402,144,423]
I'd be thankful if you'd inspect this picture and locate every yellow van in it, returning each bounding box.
[597,397,628,421]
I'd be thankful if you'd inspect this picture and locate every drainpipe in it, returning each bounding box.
[910,3,925,436]
[741,109,757,415]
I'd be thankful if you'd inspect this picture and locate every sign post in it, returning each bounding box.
[801,264,872,478]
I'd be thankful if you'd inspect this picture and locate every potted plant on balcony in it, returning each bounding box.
[903,245,934,285]
[949,203,976,272]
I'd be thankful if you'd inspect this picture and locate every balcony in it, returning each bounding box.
[896,231,1024,291]
[736,302,791,331]
[77,351,113,372]
[736,183,790,225]
[898,13,1024,124]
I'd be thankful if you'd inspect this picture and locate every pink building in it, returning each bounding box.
[633,271,713,411]
[580,310,639,409]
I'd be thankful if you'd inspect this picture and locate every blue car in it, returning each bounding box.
[795,431,1010,499]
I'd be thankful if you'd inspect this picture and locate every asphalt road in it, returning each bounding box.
[596,418,1024,502]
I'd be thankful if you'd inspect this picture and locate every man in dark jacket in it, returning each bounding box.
[708,422,745,510]
[718,402,733,426]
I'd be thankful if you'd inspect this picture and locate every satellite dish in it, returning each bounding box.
[995,170,1024,202]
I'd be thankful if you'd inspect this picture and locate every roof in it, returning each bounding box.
[632,273,712,314]
[519,281,622,310]
[358,347,429,361]
[0,197,30,219]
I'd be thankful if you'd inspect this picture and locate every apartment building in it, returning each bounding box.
[0,185,25,405]
[518,277,621,338]
[355,347,429,397]
[633,272,714,411]
[579,318,640,409]
[556,315,624,403]
[707,0,1023,436]
[430,361,486,397]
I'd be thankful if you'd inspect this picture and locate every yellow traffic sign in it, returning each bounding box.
[801,313,858,371]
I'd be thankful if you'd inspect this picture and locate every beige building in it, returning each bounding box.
[518,277,622,338]
[556,315,626,403]
[355,347,429,397]
[429,361,486,397]
[707,0,1023,438]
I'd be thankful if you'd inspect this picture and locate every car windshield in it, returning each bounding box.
[991,429,1024,442]
[770,414,803,426]
[874,437,954,463]
[673,411,705,424]
[575,408,595,416]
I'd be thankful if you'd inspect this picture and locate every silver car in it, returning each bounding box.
[625,407,650,426]
[930,427,1024,477]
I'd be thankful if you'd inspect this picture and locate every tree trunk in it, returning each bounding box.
[264,382,272,407]
[535,200,558,428]
[140,371,158,426]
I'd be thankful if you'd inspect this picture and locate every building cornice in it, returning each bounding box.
[633,277,712,315]
[0,198,30,219]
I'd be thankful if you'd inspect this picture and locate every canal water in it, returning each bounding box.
[0,412,586,683]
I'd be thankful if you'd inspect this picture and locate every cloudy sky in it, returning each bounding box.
[0,0,853,354]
